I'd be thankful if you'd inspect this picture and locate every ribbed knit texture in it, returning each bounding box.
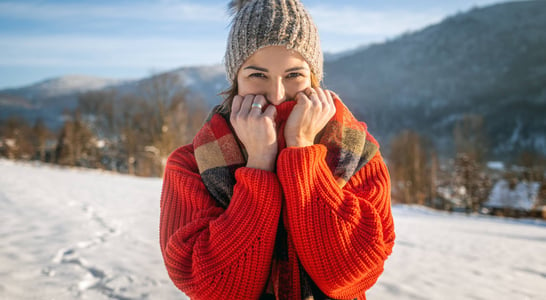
[225,0,323,83]
[159,99,395,299]
[160,150,283,299]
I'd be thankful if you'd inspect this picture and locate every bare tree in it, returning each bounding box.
[453,152,492,213]
[430,150,439,207]
[0,117,33,159]
[516,150,545,183]
[78,90,117,138]
[389,130,435,205]
[453,114,487,164]
[118,94,149,175]
[55,110,96,167]
[31,118,52,162]
[138,72,192,176]
[452,114,491,213]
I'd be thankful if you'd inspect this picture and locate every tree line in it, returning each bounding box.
[1,79,545,215]
[0,73,207,177]
[388,114,546,215]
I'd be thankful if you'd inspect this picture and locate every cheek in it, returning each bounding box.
[237,77,263,96]
[286,79,312,96]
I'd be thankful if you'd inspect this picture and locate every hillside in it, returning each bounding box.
[0,75,129,129]
[324,0,546,158]
[0,67,225,129]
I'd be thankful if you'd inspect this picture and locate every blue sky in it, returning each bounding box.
[0,0,510,89]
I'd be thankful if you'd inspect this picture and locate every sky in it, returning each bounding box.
[0,0,512,89]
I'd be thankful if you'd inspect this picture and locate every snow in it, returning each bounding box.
[486,161,505,171]
[1,159,545,300]
[0,159,182,300]
[36,75,125,95]
[483,180,540,211]
[367,205,546,300]
[16,75,128,100]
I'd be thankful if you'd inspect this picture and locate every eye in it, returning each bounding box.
[249,73,267,79]
[286,72,303,79]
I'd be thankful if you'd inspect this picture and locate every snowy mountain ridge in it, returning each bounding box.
[3,75,129,100]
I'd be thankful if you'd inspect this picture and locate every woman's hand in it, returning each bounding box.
[285,87,336,148]
[230,94,278,171]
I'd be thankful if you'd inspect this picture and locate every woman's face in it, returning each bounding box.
[237,46,312,106]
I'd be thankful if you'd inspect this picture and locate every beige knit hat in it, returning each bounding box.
[225,0,323,83]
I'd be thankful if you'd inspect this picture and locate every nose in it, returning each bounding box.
[267,78,286,105]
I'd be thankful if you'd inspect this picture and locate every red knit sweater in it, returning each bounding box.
[160,139,395,299]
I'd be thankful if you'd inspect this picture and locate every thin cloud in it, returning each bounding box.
[308,0,511,38]
[0,35,224,68]
[0,1,227,23]
[309,5,446,37]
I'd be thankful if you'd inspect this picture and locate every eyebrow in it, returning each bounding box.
[244,66,268,72]
[243,66,309,73]
[285,66,308,72]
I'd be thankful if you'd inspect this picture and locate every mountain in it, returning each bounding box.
[172,65,228,106]
[106,64,228,107]
[0,75,130,128]
[2,75,126,99]
[1,0,545,160]
[0,67,227,129]
[324,0,546,158]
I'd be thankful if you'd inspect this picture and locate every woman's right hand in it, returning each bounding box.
[230,95,278,171]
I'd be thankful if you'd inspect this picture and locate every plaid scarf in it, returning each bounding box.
[193,94,378,299]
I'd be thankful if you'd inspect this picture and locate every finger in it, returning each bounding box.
[325,90,336,117]
[305,87,320,106]
[329,90,341,101]
[315,87,328,108]
[257,94,268,107]
[231,95,243,120]
[263,104,277,120]
[324,89,335,109]
[304,87,316,98]
[239,94,255,116]
[296,91,312,108]
[250,95,267,116]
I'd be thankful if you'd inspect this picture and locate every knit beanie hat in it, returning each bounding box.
[225,0,323,83]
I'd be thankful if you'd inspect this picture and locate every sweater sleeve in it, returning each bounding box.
[159,144,283,299]
[276,144,395,299]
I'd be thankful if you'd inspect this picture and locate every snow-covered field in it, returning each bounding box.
[1,159,545,300]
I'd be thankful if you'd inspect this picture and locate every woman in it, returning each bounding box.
[159,0,395,299]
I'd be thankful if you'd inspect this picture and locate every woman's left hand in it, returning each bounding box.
[285,87,336,148]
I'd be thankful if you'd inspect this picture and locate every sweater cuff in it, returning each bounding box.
[277,144,349,211]
[231,167,283,213]
[235,167,278,184]
[277,144,328,175]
